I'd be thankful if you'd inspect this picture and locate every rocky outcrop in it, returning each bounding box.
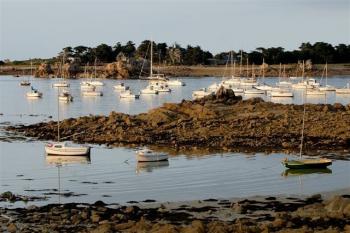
[62,62,81,78]
[7,92,350,153]
[34,63,53,77]
[104,52,148,79]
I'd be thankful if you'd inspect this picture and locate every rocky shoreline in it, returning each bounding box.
[1,192,349,233]
[6,89,350,155]
[1,63,350,78]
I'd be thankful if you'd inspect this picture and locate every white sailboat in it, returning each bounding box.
[45,88,90,156]
[255,58,273,91]
[53,53,70,87]
[20,60,31,86]
[88,58,104,86]
[319,63,335,91]
[26,86,43,98]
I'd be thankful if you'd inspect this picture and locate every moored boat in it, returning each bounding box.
[141,85,159,94]
[114,83,129,91]
[59,90,73,102]
[120,89,140,99]
[136,149,169,162]
[167,79,185,86]
[45,142,90,156]
[26,87,42,98]
[53,81,70,88]
[282,158,332,169]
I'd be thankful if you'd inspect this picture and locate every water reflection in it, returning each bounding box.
[136,161,170,174]
[282,168,332,177]
[45,155,91,165]
[270,97,293,104]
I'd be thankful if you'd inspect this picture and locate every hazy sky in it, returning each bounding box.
[0,0,349,60]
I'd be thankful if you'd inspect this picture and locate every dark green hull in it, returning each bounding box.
[282,160,332,169]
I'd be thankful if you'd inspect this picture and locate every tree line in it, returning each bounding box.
[3,41,350,66]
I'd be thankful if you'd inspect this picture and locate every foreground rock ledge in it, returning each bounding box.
[1,194,350,232]
[6,89,350,153]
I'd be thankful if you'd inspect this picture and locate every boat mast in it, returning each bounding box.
[299,87,306,159]
[57,87,60,142]
[94,57,97,80]
[30,59,33,78]
[325,62,328,86]
[262,58,265,82]
[150,40,153,77]
[239,50,242,77]
[302,60,305,82]
[230,51,233,77]
[246,57,249,78]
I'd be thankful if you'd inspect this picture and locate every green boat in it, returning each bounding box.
[282,86,332,170]
[282,158,332,169]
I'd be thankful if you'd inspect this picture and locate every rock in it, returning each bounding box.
[325,195,350,217]
[34,63,53,77]
[91,211,101,223]
[7,223,17,233]
[90,223,112,233]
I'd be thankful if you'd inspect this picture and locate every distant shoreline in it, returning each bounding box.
[1,63,350,78]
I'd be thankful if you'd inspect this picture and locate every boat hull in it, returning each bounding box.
[137,154,169,162]
[45,145,90,156]
[282,159,332,169]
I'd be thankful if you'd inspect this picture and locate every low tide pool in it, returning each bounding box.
[0,141,349,208]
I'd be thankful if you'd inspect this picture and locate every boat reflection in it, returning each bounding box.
[270,97,293,104]
[45,155,91,165]
[282,168,332,177]
[136,160,169,174]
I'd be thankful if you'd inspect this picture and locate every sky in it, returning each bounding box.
[0,0,349,60]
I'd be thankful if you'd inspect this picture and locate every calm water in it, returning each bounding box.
[0,75,349,207]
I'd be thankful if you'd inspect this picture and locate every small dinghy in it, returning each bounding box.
[114,83,129,91]
[20,80,31,86]
[136,149,169,162]
[141,85,159,94]
[26,87,42,98]
[53,81,70,88]
[120,89,140,99]
[167,79,185,86]
[59,90,73,102]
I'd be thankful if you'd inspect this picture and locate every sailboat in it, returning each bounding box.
[20,60,31,86]
[45,88,90,156]
[221,51,244,93]
[255,58,273,91]
[53,54,70,87]
[282,89,332,169]
[319,63,335,91]
[140,40,171,93]
[87,58,104,86]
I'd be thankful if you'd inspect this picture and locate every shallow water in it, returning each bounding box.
[1,141,349,208]
[0,75,349,208]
